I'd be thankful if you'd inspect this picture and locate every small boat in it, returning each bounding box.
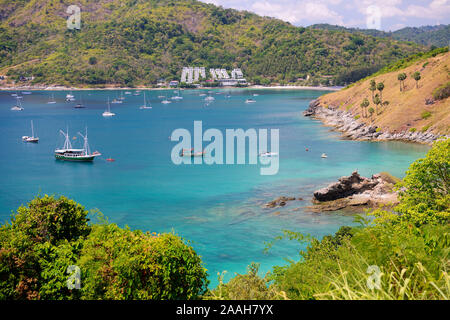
[22,91,32,95]
[259,152,278,157]
[102,98,116,117]
[253,93,259,96]
[158,95,165,99]
[140,92,152,109]
[66,92,74,99]
[161,97,172,104]
[11,97,24,111]
[181,149,206,157]
[22,120,39,143]
[125,91,132,95]
[118,92,125,100]
[199,93,207,97]
[245,99,256,103]
[321,153,328,158]
[111,97,122,104]
[74,95,85,108]
[47,93,56,104]
[171,91,183,100]
[106,158,115,162]
[204,96,215,102]
[54,128,101,162]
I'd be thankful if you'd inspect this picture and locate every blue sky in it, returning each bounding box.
[201,0,450,31]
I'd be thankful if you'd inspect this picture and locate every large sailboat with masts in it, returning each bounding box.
[54,128,101,161]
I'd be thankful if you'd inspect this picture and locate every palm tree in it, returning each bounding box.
[413,71,421,89]
[360,98,369,118]
[373,94,381,115]
[397,73,406,91]
[376,82,384,103]
[369,79,376,101]
[368,107,375,121]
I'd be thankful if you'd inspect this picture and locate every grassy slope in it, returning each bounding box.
[317,51,450,135]
[0,0,424,87]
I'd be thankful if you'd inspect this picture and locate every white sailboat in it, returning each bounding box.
[22,120,39,143]
[102,98,116,117]
[47,93,56,104]
[11,97,24,111]
[66,91,75,102]
[140,92,152,109]
[204,95,215,102]
[171,90,183,100]
[161,95,172,104]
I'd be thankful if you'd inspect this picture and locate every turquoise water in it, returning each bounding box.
[0,89,429,286]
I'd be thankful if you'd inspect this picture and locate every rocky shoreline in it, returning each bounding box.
[304,99,449,145]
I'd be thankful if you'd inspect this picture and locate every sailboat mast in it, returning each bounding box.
[31,120,34,138]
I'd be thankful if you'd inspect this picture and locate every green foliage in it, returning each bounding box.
[410,127,417,132]
[421,111,432,119]
[206,263,281,300]
[79,224,208,300]
[0,195,208,300]
[432,82,450,100]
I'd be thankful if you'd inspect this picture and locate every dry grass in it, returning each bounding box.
[319,52,450,135]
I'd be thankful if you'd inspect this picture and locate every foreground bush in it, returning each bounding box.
[0,195,208,300]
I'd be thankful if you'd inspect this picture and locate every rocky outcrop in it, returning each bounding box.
[313,171,378,202]
[264,196,300,208]
[308,171,399,212]
[304,99,449,145]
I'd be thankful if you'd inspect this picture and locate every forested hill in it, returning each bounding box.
[0,0,424,87]
[310,24,450,48]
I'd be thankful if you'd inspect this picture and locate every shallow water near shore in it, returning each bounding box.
[0,88,429,286]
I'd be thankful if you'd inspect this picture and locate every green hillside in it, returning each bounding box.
[0,0,425,87]
[310,24,450,48]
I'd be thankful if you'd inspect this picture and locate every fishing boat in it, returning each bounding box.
[139,92,152,109]
[181,149,206,157]
[22,120,39,143]
[11,97,24,111]
[245,98,256,103]
[102,98,116,117]
[54,128,101,162]
[321,153,328,158]
[47,93,56,104]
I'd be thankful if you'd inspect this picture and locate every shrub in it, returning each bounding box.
[354,115,360,120]
[421,111,432,119]
[432,82,450,100]
[0,196,208,300]
[421,124,431,132]
[410,127,417,132]
[78,224,208,300]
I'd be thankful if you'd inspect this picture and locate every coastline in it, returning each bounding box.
[0,84,343,91]
[304,99,449,145]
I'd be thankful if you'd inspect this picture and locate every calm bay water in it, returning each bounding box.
[0,88,429,286]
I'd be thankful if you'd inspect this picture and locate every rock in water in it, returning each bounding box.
[313,171,379,202]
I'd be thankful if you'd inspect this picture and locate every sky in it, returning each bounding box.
[200,0,450,31]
